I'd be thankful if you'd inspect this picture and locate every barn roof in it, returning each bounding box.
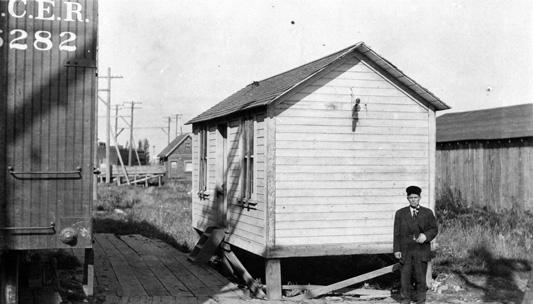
[437,104,533,142]
[187,42,449,125]
[157,133,191,158]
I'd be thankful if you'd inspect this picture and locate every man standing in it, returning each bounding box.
[394,186,438,304]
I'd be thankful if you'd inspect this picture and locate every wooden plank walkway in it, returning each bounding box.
[94,234,251,304]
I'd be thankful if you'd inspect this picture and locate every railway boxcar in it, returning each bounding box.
[0,0,98,302]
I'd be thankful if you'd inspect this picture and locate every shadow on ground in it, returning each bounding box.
[92,216,192,253]
[451,245,530,304]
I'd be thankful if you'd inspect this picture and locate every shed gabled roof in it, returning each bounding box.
[187,42,449,124]
[437,104,533,142]
[157,133,191,158]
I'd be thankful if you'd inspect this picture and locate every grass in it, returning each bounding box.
[93,182,199,252]
[434,190,533,274]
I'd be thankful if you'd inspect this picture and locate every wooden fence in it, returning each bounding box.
[98,165,166,186]
[436,138,533,211]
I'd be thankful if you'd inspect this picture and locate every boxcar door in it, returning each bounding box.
[0,0,98,250]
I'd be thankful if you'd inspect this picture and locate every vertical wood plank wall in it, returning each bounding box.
[436,140,533,211]
[192,113,267,256]
[1,0,97,250]
[273,55,430,247]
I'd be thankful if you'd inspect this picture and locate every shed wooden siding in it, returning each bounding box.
[273,56,430,247]
[225,115,267,255]
[437,140,533,211]
[192,114,267,255]
[192,126,217,229]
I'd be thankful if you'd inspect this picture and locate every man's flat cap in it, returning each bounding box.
[406,185,422,196]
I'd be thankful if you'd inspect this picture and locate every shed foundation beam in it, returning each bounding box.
[265,258,282,300]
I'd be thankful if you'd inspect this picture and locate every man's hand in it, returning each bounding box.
[394,252,402,259]
[416,233,427,244]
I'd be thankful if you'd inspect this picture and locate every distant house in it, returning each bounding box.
[436,104,533,211]
[96,142,148,168]
[186,42,449,297]
[158,133,192,182]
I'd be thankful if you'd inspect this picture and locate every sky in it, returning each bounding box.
[97,0,533,158]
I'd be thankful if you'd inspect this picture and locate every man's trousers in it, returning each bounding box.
[400,253,428,303]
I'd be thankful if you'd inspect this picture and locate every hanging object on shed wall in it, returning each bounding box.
[350,88,362,132]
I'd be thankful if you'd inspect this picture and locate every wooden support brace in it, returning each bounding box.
[299,263,400,299]
[343,288,391,298]
[265,259,282,300]
[221,243,266,299]
[283,284,323,290]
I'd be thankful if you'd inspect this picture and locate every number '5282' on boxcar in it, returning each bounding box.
[0,0,98,302]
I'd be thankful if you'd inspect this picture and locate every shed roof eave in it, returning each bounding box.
[188,42,450,124]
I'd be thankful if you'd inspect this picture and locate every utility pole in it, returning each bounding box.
[114,104,122,139]
[124,101,142,166]
[98,67,123,183]
[174,114,182,138]
[162,116,172,144]
[168,116,172,143]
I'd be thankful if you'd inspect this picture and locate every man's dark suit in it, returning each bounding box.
[393,206,438,303]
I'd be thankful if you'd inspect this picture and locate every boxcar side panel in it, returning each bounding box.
[0,0,98,250]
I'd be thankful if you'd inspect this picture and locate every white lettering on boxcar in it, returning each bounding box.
[35,0,55,21]
[1,0,88,52]
[7,0,85,22]
[8,0,26,18]
[64,2,82,22]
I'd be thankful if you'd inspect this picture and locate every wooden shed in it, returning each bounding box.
[186,42,449,295]
[157,133,193,182]
[436,104,533,211]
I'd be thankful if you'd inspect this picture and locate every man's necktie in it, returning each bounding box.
[411,206,419,218]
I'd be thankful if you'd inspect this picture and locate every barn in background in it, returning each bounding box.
[186,42,449,298]
[436,104,533,211]
[157,133,192,182]
[96,142,148,168]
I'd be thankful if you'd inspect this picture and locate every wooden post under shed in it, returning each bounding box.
[265,259,281,300]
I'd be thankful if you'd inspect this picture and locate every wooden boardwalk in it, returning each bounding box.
[94,234,250,304]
